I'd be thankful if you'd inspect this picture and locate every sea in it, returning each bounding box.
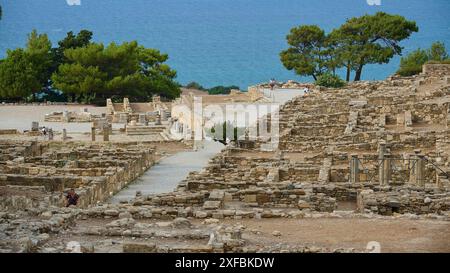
[0,0,449,89]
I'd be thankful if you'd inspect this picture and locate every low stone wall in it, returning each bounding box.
[0,129,18,135]
[357,188,450,215]
[422,64,450,77]
[0,185,62,211]
[0,141,158,209]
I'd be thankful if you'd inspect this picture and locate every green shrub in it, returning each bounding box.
[397,42,449,76]
[426,59,450,64]
[315,73,345,88]
[397,48,429,76]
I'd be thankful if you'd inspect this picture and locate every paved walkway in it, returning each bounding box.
[108,140,224,203]
[108,88,304,203]
[261,88,305,104]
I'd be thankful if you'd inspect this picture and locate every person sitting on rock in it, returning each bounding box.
[65,189,79,207]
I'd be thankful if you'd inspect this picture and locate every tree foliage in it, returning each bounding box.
[52,41,180,103]
[0,29,180,103]
[281,12,418,82]
[428,41,449,61]
[186,81,206,90]
[50,30,93,73]
[184,82,239,95]
[397,41,449,76]
[315,73,346,88]
[0,49,41,99]
[280,25,330,81]
[0,30,53,100]
[207,85,240,95]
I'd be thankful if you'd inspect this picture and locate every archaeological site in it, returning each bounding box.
[0,64,448,253]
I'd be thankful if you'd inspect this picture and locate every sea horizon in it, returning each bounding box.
[1,0,449,89]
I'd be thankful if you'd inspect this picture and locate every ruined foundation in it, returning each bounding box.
[0,64,449,253]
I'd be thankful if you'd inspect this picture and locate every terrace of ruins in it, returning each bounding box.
[0,64,449,253]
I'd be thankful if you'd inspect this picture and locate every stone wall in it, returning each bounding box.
[0,141,159,209]
[422,64,450,77]
[357,188,449,215]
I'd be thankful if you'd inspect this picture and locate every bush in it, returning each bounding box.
[397,42,449,76]
[426,59,450,64]
[185,81,205,90]
[397,48,429,76]
[208,85,240,95]
[315,73,345,88]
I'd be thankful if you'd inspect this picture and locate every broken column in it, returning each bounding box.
[62,129,67,141]
[160,110,167,121]
[91,127,96,141]
[103,124,110,141]
[383,154,392,185]
[155,113,162,125]
[414,150,425,187]
[350,154,360,184]
[446,103,450,129]
[404,110,413,129]
[119,113,128,124]
[378,142,387,186]
[138,114,146,125]
[31,122,39,132]
[62,110,70,122]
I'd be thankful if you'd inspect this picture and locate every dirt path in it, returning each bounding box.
[225,218,450,252]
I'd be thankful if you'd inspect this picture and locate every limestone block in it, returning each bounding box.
[203,201,222,210]
[209,190,225,201]
[243,194,257,203]
[123,242,156,253]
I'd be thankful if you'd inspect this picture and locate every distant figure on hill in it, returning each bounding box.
[269,78,276,90]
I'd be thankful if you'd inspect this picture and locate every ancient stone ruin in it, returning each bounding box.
[0,64,449,253]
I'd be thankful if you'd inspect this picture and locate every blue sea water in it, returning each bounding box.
[0,0,449,89]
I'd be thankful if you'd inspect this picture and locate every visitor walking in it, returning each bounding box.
[42,127,47,140]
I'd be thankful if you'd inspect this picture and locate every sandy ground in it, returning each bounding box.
[232,218,450,253]
[46,217,450,253]
[0,105,106,132]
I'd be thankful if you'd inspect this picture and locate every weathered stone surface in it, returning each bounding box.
[123,242,156,253]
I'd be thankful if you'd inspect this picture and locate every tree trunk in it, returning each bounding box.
[354,64,364,81]
[312,74,317,81]
[346,62,351,82]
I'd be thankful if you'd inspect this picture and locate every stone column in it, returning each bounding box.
[62,129,67,141]
[383,154,392,185]
[62,110,70,122]
[31,122,39,132]
[160,110,166,121]
[103,125,110,141]
[91,127,96,141]
[119,113,128,124]
[414,150,425,187]
[48,129,54,141]
[350,154,360,184]
[408,153,416,184]
[445,103,450,129]
[139,114,146,125]
[155,113,162,125]
[436,172,443,189]
[378,142,387,185]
